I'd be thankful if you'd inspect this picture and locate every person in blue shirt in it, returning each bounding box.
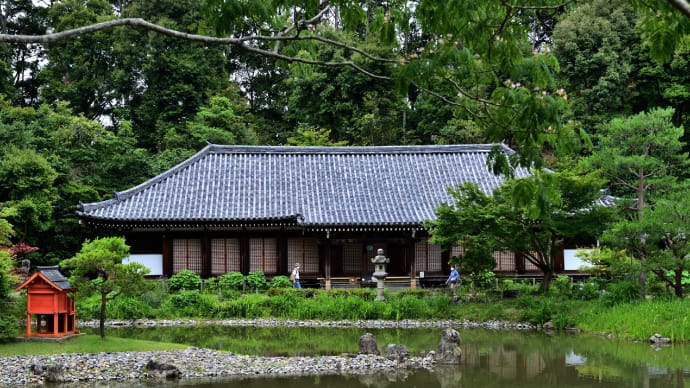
[446,265,459,296]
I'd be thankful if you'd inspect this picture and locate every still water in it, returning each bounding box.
[90,325,690,387]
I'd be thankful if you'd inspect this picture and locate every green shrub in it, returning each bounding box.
[141,280,169,309]
[203,277,219,293]
[218,272,245,291]
[329,288,376,301]
[168,290,202,308]
[107,296,154,320]
[470,270,496,289]
[395,288,429,298]
[268,275,293,289]
[267,292,300,317]
[246,271,267,291]
[76,294,102,320]
[551,275,573,298]
[168,269,201,292]
[418,294,452,318]
[217,294,268,318]
[573,280,600,300]
[517,295,556,325]
[601,280,640,306]
[0,298,21,341]
[387,295,429,320]
[162,290,217,318]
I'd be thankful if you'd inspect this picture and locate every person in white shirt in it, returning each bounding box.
[290,264,301,288]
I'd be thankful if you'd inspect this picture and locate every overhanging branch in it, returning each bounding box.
[0,18,391,80]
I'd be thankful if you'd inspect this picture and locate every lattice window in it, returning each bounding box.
[493,251,516,272]
[414,239,442,273]
[172,239,202,274]
[288,238,319,274]
[450,245,465,259]
[524,253,540,271]
[249,238,278,274]
[211,238,241,275]
[342,244,362,274]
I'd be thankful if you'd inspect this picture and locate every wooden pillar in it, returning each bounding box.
[279,230,288,276]
[240,231,249,274]
[53,313,58,337]
[201,233,211,278]
[162,234,173,277]
[516,251,525,274]
[407,237,417,289]
[324,236,332,290]
[25,312,31,337]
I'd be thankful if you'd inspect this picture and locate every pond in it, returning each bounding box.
[86,325,690,387]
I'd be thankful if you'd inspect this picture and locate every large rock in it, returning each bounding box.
[358,332,379,355]
[31,362,66,383]
[649,333,671,345]
[435,327,462,364]
[145,359,181,379]
[383,343,409,362]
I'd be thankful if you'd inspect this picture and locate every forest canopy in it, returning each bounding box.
[0,0,687,266]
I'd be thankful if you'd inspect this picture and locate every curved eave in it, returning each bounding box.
[79,216,303,230]
[303,222,426,233]
[79,218,427,233]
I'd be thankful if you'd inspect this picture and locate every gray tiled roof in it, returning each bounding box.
[36,266,71,290]
[78,144,529,228]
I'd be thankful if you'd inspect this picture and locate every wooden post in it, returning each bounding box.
[25,312,31,337]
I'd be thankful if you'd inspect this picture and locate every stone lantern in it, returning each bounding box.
[371,248,389,301]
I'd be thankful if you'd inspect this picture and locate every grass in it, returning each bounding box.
[575,299,690,341]
[0,334,189,357]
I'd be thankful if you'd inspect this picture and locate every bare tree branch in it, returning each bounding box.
[500,0,572,10]
[0,17,392,79]
[668,0,690,17]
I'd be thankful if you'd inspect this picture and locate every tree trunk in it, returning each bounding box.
[637,169,647,299]
[675,270,683,298]
[638,251,647,299]
[99,292,107,339]
[540,270,553,293]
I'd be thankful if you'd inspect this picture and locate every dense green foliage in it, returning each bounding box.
[60,237,150,338]
[428,171,614,291]
[0,1,689,347]
[0,0,684,270]
[56,273,690,343]
[168,269,202,292]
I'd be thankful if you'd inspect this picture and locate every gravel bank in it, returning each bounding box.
[80,318,537,330]
[0,348,433,387]
[2,319,534,387]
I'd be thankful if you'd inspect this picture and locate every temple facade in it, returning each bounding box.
[77,144,548,288]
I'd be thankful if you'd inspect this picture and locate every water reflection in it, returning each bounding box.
[90,325,690,387]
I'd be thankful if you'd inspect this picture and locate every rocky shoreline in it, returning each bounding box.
[0,348,434,387]
[80,317,538,330]
[1,319,535,387]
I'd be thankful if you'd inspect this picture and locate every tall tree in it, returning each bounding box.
[428,170,612,291]
[584,107,689,296]
[640,190,690,297]
[0,0,49,105]
[60,237,150,339]
[38,0,119,120]
[584,107,688,215]
[0,216,21,341]
[0,0,585,170]
[552,0,639,131]
[0,147,58,242]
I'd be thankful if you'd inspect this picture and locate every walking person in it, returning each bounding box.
[446,265,459,296]
[290,264,301,288]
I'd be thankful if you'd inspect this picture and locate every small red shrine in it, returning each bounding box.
[15,266,78,338]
